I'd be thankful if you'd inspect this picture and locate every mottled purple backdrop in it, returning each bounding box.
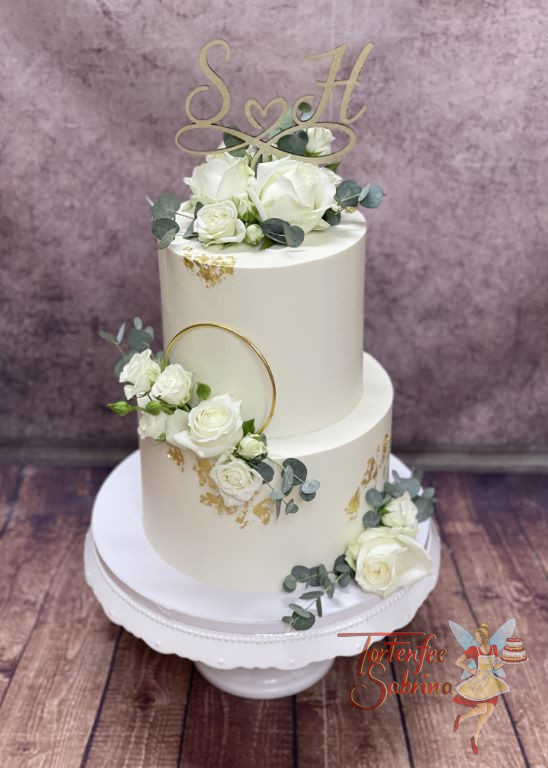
[1,0,547,455]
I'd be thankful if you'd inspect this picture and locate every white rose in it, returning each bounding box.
[345,527,432,598]
[233,192,256,221]
[237,433,267,460]
[245,223,263,245]
[165,408,188,444]
[119,349,160,400]
[382,492,419,537]
[173,393,243,458]
[184,153,252,205]
[150,363,193,406]
[194,201,246,246]
[209,452,264,506]
[137,411,167,441]
[306,127,334,156]
[248,157,336,234]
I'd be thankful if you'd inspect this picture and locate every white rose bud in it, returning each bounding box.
[305,126,334,156]
[244,224,263,246]
[194,201,246,246]
[234,193,256,222]
[173,393,243,459]
[345,527,432,598]
[382,491,419,537]
[209,452,264,506]
[184,153,253,205]
[237,433,267,460]
[248,157,336,234]
[150,363,193,406]
[119,349,160,400]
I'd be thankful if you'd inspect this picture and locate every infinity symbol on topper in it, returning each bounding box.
[162,322,277,434]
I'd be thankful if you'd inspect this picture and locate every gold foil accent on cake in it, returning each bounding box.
[345,433,391,521]
[179,246,235,287]
[167,446,185,469]
[194,456,214,486]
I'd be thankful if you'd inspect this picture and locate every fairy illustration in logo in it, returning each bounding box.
[449,618,517,756]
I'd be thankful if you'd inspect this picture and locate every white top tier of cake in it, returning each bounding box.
[158,210,367,438]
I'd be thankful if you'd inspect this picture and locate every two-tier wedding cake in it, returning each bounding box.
[100,40,435,631]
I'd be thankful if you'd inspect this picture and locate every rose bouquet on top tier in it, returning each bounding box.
[149,102,384,250]
[99,317,320,515]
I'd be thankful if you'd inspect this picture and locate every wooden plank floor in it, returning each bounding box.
[0,466,545,767]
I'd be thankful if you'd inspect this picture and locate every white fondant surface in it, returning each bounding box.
[140,353,393,592]
[159,210,367,437]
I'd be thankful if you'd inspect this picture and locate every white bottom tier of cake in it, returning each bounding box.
[85,451,440,697]
[140,353,393,592]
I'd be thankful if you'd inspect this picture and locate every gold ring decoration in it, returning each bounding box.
[162,322,277,434]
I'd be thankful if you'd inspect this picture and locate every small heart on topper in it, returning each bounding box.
[245,97,288,133]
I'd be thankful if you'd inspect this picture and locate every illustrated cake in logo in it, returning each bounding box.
[501,637,528,664]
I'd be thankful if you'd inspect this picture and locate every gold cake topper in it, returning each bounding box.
[175,39,374,167]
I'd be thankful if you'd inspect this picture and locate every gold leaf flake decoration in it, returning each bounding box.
[174,39,374,167]
[180,246,236,287]
[167,446,185,469]
[345,433,391,521]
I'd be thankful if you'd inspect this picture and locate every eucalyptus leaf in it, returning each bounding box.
[360,183,384,209]
[260,218,287,244]
[282,458,307,484]
[299,487,316,502]
[289,603,313,619]
[277,132,308,156]
[275,498,282,518]
[334,554,350,574]
[286,500,299,514]
[254,461,275,483]
[281,465,294,494]
[301,479,320,494]
[316,598,323,617]
[116,323,126,344]
[297,101,315,121]
[98,330,118,346]
[223,128,249,157]
[283,574,297,592]
[152,217,180,248]
[365,487,384,509]
[282,615,294,625]
[338,572,352,588]
[270,488,284,500]
[127,327,153,352]
[334,179,362,208]
[150,194,181,220]
[325,582,335,599]
[133,317,142,330]
[291,565,310,580]
[415,496,434,522]
[293,615,315,631]
[323,208,341,226]
[300,590,324,599]
[184,220,197,239]
[282,222,305,248]
[362,508,381,528]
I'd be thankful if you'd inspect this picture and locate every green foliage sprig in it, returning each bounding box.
[98,316,155,377]
[281,555,355,630]
[235,419,320,516]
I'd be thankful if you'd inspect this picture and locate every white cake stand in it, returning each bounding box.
[84,451,440,699]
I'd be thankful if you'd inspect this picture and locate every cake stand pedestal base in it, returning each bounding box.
[85,451,440,699]
[195,659,334,699]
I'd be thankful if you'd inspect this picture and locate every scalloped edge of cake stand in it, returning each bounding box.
[84,454,440,698]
